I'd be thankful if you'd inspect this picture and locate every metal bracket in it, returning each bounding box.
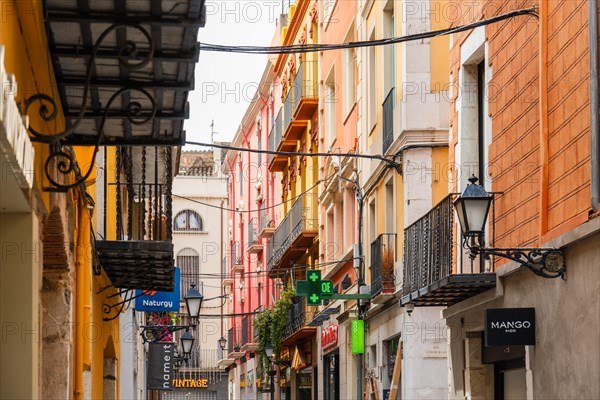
[140,324,195,343]
[462,235,566,280]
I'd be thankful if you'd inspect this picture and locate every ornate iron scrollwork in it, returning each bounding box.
[462,235,566,280]
[25,23,156,191]
[102,288,151,321]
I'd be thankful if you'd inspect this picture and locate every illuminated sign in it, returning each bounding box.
[351,320,365,355]
[171,378,209,388]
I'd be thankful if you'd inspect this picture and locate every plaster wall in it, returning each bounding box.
[445,231,600,399]
[0,212,41,399]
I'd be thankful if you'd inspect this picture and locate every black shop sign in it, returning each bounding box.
[147,342,174,390]
[484,308,535,346]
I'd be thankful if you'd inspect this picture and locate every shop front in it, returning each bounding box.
[159,372,228,400]
[321,324,339,400]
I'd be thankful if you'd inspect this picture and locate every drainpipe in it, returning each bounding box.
[589,0,600,211]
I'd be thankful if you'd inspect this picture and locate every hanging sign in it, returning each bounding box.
[351,320,365,354]
[485,308,536,346]
[135,268,180,312]
[147,342,174,390]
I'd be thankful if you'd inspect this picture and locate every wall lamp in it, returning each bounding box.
[140,284,204,344]
[454,175,566,279]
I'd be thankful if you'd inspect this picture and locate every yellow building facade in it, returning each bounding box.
[0,1,120,398]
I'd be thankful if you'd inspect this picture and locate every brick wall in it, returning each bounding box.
[449,0,593,252]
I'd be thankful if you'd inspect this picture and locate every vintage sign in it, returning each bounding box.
[351,320,365,354]
[321,324,338,352]
[135,268,180,312]
[147,342,174,390]
[172,378,209,388]
[485,308,536,346]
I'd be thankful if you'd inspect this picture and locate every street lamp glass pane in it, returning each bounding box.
[265,342,274,358]
[181,331,195,355]
[185,286,203,319]
[464,198,491,233]
[455,200,468,234]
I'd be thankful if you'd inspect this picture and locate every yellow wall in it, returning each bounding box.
[432,147,449,205]
[1,1,120,398]
[430,0,450,92]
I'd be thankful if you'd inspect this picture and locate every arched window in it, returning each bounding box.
[177,248,200,299]
[173,210,203,231]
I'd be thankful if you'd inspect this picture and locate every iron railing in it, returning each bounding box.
[382,88,395,154]
[284,85,295,132]
[293,61,318,115]
[270,109,283,161]
[253,306,263,341]
[241,315,250,345]
[370,233,397,297]
[402,195,454,297]
[260,206,273,232]
[247,218,258,249]
[283,297,315,339]
[231,241,242,267]
[268,193,317,271]
[227,326,242,353]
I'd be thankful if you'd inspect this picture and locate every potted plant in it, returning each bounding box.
[381,246,395,293]
[234,343,241,352]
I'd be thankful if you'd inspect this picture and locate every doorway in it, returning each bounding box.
[323,352,339,400]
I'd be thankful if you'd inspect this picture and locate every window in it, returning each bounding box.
[368,28,377,132]
[343,26,356,117]
[174,210,203,231]
[325,66,336,146]
[177,248,200,299]
[383,2,395,97]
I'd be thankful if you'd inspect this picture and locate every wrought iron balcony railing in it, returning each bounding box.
[96,146,175,293]
[293,61,319,119]
[247,218,261,253]
[370,233,397,298]
[401,194,496,307]
[268,193,318,274]
[283,85,295,133]
[241,315,250,346]
[382,87,395,154]
[283,297,316,341]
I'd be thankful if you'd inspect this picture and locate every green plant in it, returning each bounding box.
[254,308,273,381]
[271,285,294,361]
[382,246,395,282]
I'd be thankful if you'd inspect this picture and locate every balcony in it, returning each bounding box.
[42,1,204,146]
[222,256,233,287]
[400,195,496,307]
[259,207,275,238]
[96,146,175,291]
[292,61,319,120]
[231,242,244,274]
[268,194,318,277]
[282,297,317,346]
[370,233,397,304]
[241,307,261,352]
[269,109,296,172]
[247,218,262,253]
[382,88,395,154]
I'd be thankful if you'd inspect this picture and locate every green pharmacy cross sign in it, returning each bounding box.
[296,269,371,306]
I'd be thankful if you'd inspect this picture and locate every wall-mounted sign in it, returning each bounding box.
[351,320,365,354]
[485,308,536,346]
[147,342,174,390]
[135,268,180,312]
[321,324,338,352]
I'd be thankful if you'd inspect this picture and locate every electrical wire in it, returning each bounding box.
[173,172,336,213]
[198,6,538,54]
[185,141,401,170]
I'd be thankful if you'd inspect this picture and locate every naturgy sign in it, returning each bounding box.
[484,308,536,346]
[135,268,180,312]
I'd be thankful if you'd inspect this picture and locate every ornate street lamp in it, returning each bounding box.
[185,284,203,319]
[454,175,566,279]
[180,330,195,356]
[218,336,227,351]
[454,175,493,237]
[265,341,274,359]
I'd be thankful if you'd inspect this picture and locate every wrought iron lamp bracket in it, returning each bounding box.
[462,235,566,280]
[140,324,196,344]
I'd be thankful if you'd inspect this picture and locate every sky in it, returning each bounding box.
[184,1,284,149]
